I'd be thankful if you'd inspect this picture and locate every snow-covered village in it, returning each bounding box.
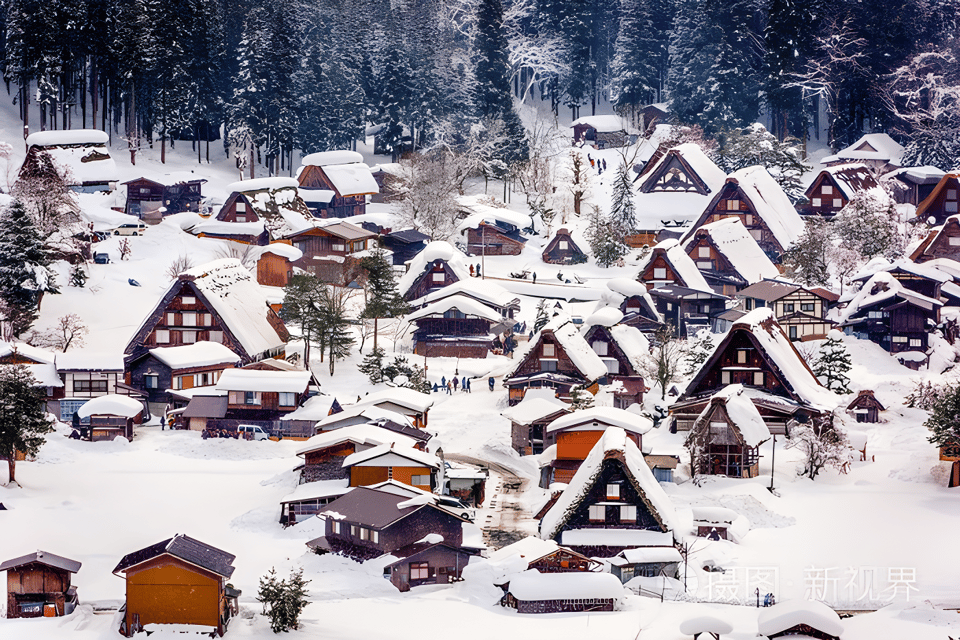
[0,0,959,639]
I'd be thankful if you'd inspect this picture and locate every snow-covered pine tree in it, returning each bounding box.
[834,190,902,262]
[812,330,852,393]
[360,248,408,351]
[586,206,628,268]
[610,0,674,120]
[0,200,58,338]
[374,42,417,161]
[608,160,637,236]
[685,328,714,376]
[569,384,595,410]
[533,298,551,333]
[358,346,387,385]
[715,124,811,203]
[781,216,834,287]
[925,384,960,449]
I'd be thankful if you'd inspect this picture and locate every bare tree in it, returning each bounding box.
[639,325,686,400]
[166,255,195,281]
[118,238,132,261]
[504,0,570,105]
[11,151,82,255]
[395,153,464,241]
[516,116,567,234]
[30,314,88,351]
[215,243,258,270]
[785,415,852,479]
[566,149,595,217]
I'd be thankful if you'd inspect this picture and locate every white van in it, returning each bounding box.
[238,424,270,441]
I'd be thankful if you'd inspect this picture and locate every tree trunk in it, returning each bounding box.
[329,342,335,376]
[6,457,15,486]
[373,316,378,351]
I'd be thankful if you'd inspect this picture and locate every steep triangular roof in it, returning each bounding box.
[639,144,726,195]
[914,173,960,225]
[113,534,235,578]
[542,228,587,259]
[807,163,881,201]
[505,315,609,383]
[398,241,471,299]
[688,384,771,448]
[683,217,780,284]
[910,215,960,263]
[539,427,677,540]
[638,239,713,292]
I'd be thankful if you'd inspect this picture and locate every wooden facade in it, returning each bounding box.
[649,285,728,338]
[688,178,787,258]
[581,324,646,408]
[841,293,939,354]
[738,280,835,341]
[126,353,234,405]
[910,215,960,263]
[403,259,463,302]
[123,177,204,217]
[384,543,475,591]
[503,328,600,406]
[464,222,525,256]
[256,250,294,288]
[802,165,878,217]
[683,227,762,295]
[686,401,765,478]
[847,390,884,423]
[912,173,960,226]
[381,229,430,266]
[297,164,368,218]
[289,223,375,285]
[542,228,587,264]
[412,316,494,358]
[2,552,80,619]
[639,149,713,195]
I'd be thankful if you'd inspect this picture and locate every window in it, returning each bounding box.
[244,391,260,405]
[753,371,764,386]
[182,331,197,344]
[603,358,619,374]
[812,198,821,207]
[236,216,246,223]
[750,229,763,241]
[371,530,379,544]
[950,237,960,246]
[350,524,358,537]
[208,331,223,343]
[540,359,558,372]
[698,246,710,258]
[201,313,212,326]
[592,341,608,356]
[666,303,673,311]
[949,189,958,199]
[588,505,605,521]
[606,483,620,499]
[155,329,170,343]
[542,343,555,357]
[331,521,340,534]
[432,273,445,282]
[892,336,907,343]
[721,370,731,384]
[620,505,637,521]
[833,198,842,208]
[909,338,922,347]
[167,312,177,325]
[332,243,346,252]
[74,379,108,393]
[868,311,884,319]
[139,187,151,195]
[822,185,833,195]
[144,374,158,389]
[947,201,959,213]
[182,312,197,326]
[801,303,815,312]
[726,199,740,210]
[387,466,393,479]
[279,392,296,406]
[653,267,667,279]
[182,296,196,305]
[789,325,798,340]
[696,261,712,270]
[745,214,753,225]
[236,202,246,212]
[411,475,430,486]
[737,349,748,364]
[559,241,568,250]
[410,563,429,580]
[173,376,185,391]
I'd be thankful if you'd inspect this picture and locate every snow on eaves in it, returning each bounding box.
[77,394,144,418]
[514,314,609,383]
[55,351,124,371]
[296,423,417,457]
[410,278,517,312]
[608,324,650,371]
[456,196,533,232]
[321,163,380,197]
[668,144,727,192]
[501,389,569,425]
[840,271,943,323]
[26,129,109,147]
[398,241,471,297]
[354,387,434,414]
[545,407,652,435]
[726,166,804,250]
[584,307,624,328]
[215,368,311,393]
[686,217,779,284]
[301,150,364,167]
[757,599,844,637]
[149,342,240,369]
[508,569,624,601]
[697,384,770,447]
[640,239,713,292]
[405,294,503,323]
[342,442,441,469]
[540,427,677,541]
[824,133,904,166]
[226,177,299,194]
[571,114,638,135]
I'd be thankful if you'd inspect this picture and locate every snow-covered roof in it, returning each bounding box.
[0,342,55,364]
[258,242,303,261]
[605,277,649,298]
[179,259,288,359]
[30,134,118,185]
[508,569,624,601]
[296,423,416,457]
[540,427,677,539]
[509,315,609,383]
[354,387,435,414]
[486,536,564,566]
[215,368,311,393]
[664,143,727,192]
[315,404,413,431]
[405,294,503,323]
[608,324,651,371]
[191,219,266,237]
[298,188,335,204]
[410,278,517,311]
[455,197,532,232]
[545,407,653,435]
[280,394,337,421]
[501,388,569,425]
[821,163,883,200]
[678,616,734,635]
[398,241,471,297]
[149,342,240,369]
[571,115,638,134]
[26,129,109,147]
[342,442,440,469]
[640,239,712,292]
[301,150,364,167]
[226,177,300,194]
[279,479,350,504]
[584,307,624,328]
[55,351,124,371]
[321,163,380,197]
[685,217,779,284]
[77,394,144,418]
[9,362,63,388]
[725,166,804,250]
[824,133,904,166]
[697,384,771,447]
[559,528,673,547]
[757,599,844,637]
[841,271,943,323]
[610,546,682,565]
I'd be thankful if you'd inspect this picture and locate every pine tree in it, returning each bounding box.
[0,364,53,486]
[533,299,551,333]
[611,0,674,119]
[358,346,387,384]
[925,384,960,448]
[320,285,355,376]
[812,331,852,393]
[360,248,408,352]
[586,206,628,268]
[715,125,811,203]
[69,264,87,288]
[781,216,834,287]
[280,275,325,366]
[569,384,595,410]
[685,329,715,376]
[608,161,637,235]
[257,566,310,633]
[0,200,58,337]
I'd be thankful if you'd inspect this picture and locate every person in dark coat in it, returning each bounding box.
[532,272,537,284]
[476,263,481,277]
[446,381,453,395]
[453,377,459,391]
[465,377,471,393]
[461,376,467,392]
[488,376,495,391]
[433,383,439,393]
[441,375,446,388]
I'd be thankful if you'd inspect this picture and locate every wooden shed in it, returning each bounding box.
[505,570,623,613]
[113,534,239,637]
[77,394,145,441]
[846,390,885,423]
[2,551,81,618]
[542,228,587,265]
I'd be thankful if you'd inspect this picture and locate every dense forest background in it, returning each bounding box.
[2,0,958,172]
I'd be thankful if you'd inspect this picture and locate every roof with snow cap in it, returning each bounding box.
[840,271,943,323]
[25,129,118,185]
[149,342,240,369]
[508,569,624,601]
[506,315,609,384]
[501,388,570,425]
[683,217,780,284]
[341,442,440,469]
[410,277,518,313]
[757,599,844,637]
[77,394,144,418]
[354,387,435,414]
[814,162,882,201]
[215,368,310,393]
[296,423,417,457]
[691,384,771,448]
[639,239,713,292]
[398,241,472,297]
[405,294,503,323]
[824,133,904,166]
[545,407,653,435]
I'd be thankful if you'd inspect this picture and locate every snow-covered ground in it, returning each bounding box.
[2,95,960,638]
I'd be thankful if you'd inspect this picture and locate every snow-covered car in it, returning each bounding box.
[113,222,146,236]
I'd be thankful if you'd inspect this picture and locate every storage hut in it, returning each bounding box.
[685,385,771,478]
[20,129,118,193]
[113,534,239,637]
[757,599,844,640]
[542,228,587,264]
[911,173,960,226]
[77,394,145,441]
[297,150,380,218]
[1,551,81,618]
[506,570,623,613]
[846,390,884,423]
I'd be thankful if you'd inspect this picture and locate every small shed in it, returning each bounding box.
[506,570,623,613]
[1,551,81,618]
[383,542,475,591]
[608,546,682,583]
[846,389,885,423]
[571,116,637,149]
[542,228,587,265]
[686,385,771,478]
[691,506,739,541]
[255,243,302,288]
[77,394,145,441]
[757,599,843,640]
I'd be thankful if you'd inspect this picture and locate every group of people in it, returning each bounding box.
[587,153,608,174]
[468,263,482,277]
[434,375,472,394]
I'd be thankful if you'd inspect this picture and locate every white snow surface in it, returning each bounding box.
[410,277,517,311]
[677,616,734,635]
[608,324,651,371]
[584,306,623,327]
[76,394,144,418]
[559,529,674,547]
[320,162,380,196]
[26,129,110,146]
[300,150,364,167]
[225,176,299,193]
[354,387,435,413]
[571,114,637,134]
[215,368,311,393]
[341,442,440,469]
[279,394,338,422]
[257,242,303,260]
[757,599,844,637]
[611,546,682,564]
[508,569,625,601]
[295,424,417,457]
[148,342,240,369]
[500,389,569,425]
[724,165,804,250]
[55,351,124,371]
[824,133,905,165]
[545,407,653,435]
[405,294,503,323]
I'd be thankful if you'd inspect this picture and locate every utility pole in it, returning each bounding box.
[481,223,486,280]
[768,434,777,493]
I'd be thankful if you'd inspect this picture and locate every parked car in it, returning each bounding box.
[93,252,110,264]
[237,424,270,441]
[113,222,146,236]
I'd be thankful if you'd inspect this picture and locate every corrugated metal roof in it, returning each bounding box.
[0,550,82,573]
[113,534,235,578]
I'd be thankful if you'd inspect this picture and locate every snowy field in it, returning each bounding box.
[1,94,960,639]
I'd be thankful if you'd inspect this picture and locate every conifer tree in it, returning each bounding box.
[812,331,852,393]
[925,384,960,449]
[0,364,53,486]
[533,299,551,333]
[611,0,674,118]
[569,384,595,410]
[609,161,637,235]
[358,346,387,384]
[360,248,408,351]
[586,206,628,268]
[0,200,58,337]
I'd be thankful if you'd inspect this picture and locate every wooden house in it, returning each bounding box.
[910,215,960,263]
[839,270,941,356]
[457,200,531,257]
[382,542,477,591]
[638,239,713,292]
[823,132,904,174]
[505,571,623,613]
[124,258,289,366]
[571,115,637,149]
[297,150,380,218]
[640,103,670,132]
[311,486,473,561]
[685,385,771,478]
[398,241,472,302]
[76,394,144,441]
[606,278,664,334]
[182,368,311,432]
[911,173,960,226]
[122,174,206,219]
[409,278,520,320]
[381,228,430,266]
[274,392,343,439]
[648,284,729,338]
[682,218,780,295]
[539,427,677,557]
[487,538,598,587]
[342,442,440,492]
[884,166,944,206]
[2,551,81,618]
[636,143,727,200]
[0,343,62,411]
[353,387,434,430]
[846,389,885,423]
[369,162,404,204]
[692,507,739,541]
[683,166,804,261]
[503,388,571,456]
[581,310,649,408]
[503,316,608,406]
[736,279,836,341]
[55,351,130,422]
[113,534,239,637]
[757,600,843,640]
[670,308,838,435]
[407,294,501,358]
[542,228,587,264]
[540,407,653,488]
[124,341,239,406]
[255,243,302,288]
[193,177,313,245]
[279,479,351,526]
[287,220,377,284]
[608,545,682,583]
[20,129,118,193]
[802,163,880,217]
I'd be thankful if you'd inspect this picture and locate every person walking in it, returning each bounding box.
[441,375,446,388]
[446,380,453,395]
[160,415,166,431]
[465,377,471,393]
[461,376,467,392]
[488,376,495,392]
[476,263,481,277]
[453,376,459,392]
[469,264,475,277]
[532,272,537,284]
